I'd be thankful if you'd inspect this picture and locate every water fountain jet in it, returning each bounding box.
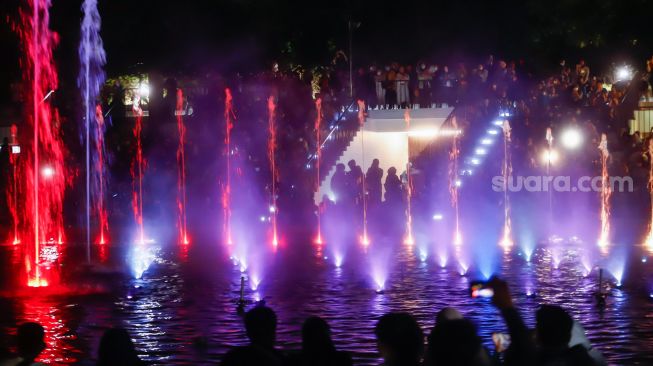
[176,89,189,245]
[598,134,611,253]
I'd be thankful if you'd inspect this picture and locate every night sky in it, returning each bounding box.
[1,0,652,115]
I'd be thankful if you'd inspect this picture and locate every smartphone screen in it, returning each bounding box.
[470,281,494,298]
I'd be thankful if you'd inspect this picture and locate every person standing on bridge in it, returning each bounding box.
[366,159,383,208]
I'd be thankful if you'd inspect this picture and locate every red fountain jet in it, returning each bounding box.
[176,89,189,245]
[131,97,146,245]
[17,0,67,287]
[267,96,279,248]
[223,88,234,247]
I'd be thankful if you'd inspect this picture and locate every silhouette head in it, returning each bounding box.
[347,159,356,169]
[244,305,277,348]
[427,319,487,366]
[336,163,345,173]
[388,167,397,176]
[98,328,140,366]
[375,313,423,365]
[302,316,335,355]
[372,159,380,168]
[536,305,573,348]
[435,307,463,325]
[16,322,45,361]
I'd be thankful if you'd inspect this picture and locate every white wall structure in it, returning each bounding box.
[316,107,455,204]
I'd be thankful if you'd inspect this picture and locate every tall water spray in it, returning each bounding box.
[7,126,21,245]
[131,98,146,245]
[93,106,109,246]
[598,133,611,253]
[357,100,370,246]
[78,0,107,259]
[403,109,414,246]
[176,89,189,245]
[545,127,554,240]
[314,98,323,245]
[223,88,234,246]
[645,139,653,253]
[500,120,513,251]
[17,0,68,286]
[449,118,463,269]
[267,96,279,248]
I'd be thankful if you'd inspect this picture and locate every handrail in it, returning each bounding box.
[307,98,358,164]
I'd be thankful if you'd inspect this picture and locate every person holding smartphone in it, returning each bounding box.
[489,277,598,366]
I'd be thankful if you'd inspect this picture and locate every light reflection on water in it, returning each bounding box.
[0,243,652,365]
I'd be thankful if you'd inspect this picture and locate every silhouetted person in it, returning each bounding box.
[374,313,423,366]
[346,160,363,205]
[97,328,143,366]
[536,305,596,366]
[426,319,491,366]
[384,167,403,205]
[490,277,597,366]
[285,317,352,366]
[222,306,285,366]
[1,322,46,366]
[330,164,348,205]
[366,159,383,206]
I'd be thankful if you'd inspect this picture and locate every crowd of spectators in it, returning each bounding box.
[0,278,607,365]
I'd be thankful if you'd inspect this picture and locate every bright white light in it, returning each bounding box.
[334,254,343,268]
[437,129,462,137]
[130,245,155,279]
[269,206,276,213]
[561,128,583,150]
[249,274,261,291]
[407,128,461,138]
[439,255,447,268]
[419,250,428,262]
[408,129,439,138]
[615,66,632,81]
[138,83,150,98]
[487,129,499,135]
[481,138,493,145]
[455,179,462,187]
[493,120,504,126]
[470,158,480,165]
[260,216,266,222]
[541,149,559,165]
[11,146,21,154]
[41,166,55,178]
[475,148,487,155]
[432,214,443,221]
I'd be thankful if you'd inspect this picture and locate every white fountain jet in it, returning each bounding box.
[500,120,513,251]
[597,133,611,253]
